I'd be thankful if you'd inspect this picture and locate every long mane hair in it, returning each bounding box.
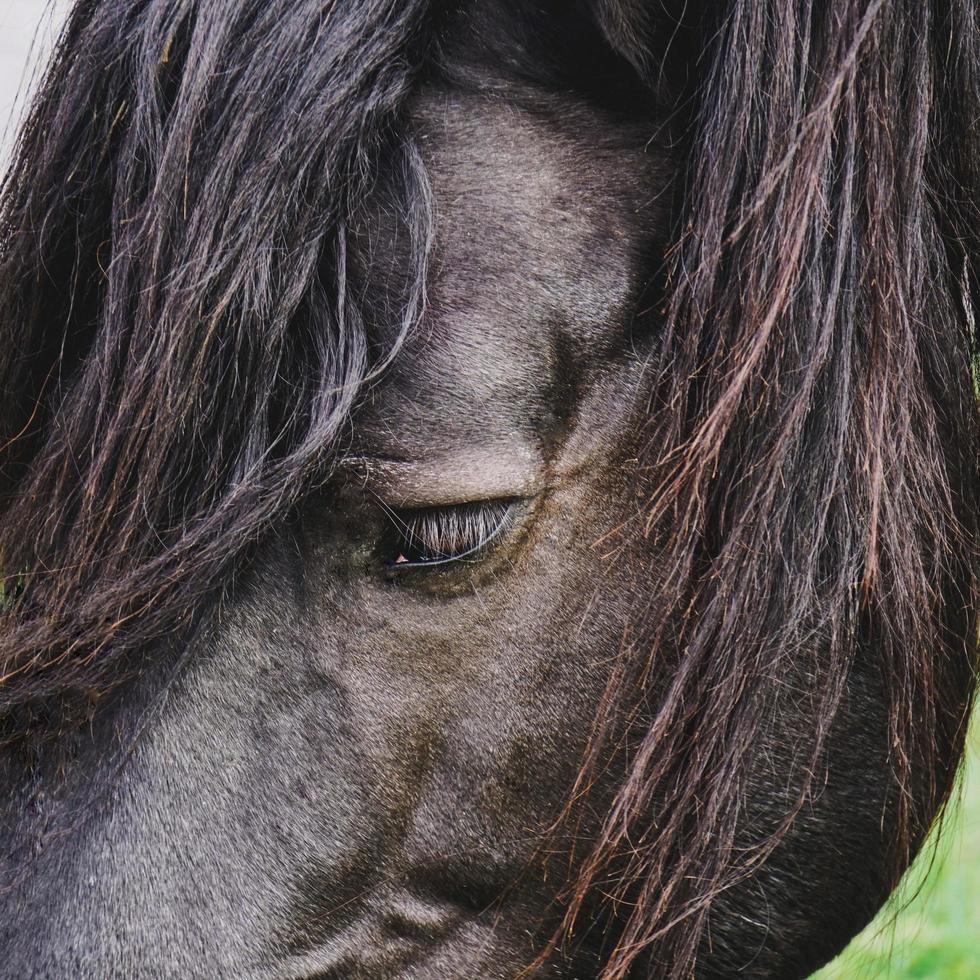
[1,1,977,977]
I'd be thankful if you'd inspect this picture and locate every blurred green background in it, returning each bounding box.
[813,713,980,979]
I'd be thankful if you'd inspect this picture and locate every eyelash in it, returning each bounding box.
[383,500,515,573]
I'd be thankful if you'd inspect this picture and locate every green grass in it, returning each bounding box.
[813,715,980,979]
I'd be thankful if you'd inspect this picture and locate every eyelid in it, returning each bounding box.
[384,499,517,574]
[338,451,544,510]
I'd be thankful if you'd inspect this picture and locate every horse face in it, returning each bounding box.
[5,4,976,977]
[1,88,670,977]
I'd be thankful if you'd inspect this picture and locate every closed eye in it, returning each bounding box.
[382,499,517,574]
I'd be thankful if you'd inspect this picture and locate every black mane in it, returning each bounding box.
[0,0,433,704]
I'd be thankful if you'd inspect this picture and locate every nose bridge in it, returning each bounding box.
[0,602,420,978]
[0,751,146,978]
[0,699,154,976]
[0,695,279,978]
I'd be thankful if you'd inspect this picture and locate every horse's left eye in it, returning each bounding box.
[383,499,516,573]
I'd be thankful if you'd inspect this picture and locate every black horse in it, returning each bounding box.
[0,1,977,977]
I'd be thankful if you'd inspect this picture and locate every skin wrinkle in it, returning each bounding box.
[0,2,977,979]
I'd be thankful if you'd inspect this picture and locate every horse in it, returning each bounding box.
[0,0,977,977]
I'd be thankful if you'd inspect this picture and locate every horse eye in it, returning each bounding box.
[383,499,516,574]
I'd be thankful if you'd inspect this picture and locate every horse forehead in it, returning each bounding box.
[356,88,667,449]
[415,87,664,342]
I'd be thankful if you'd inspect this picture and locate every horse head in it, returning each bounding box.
[1,2,977,977]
